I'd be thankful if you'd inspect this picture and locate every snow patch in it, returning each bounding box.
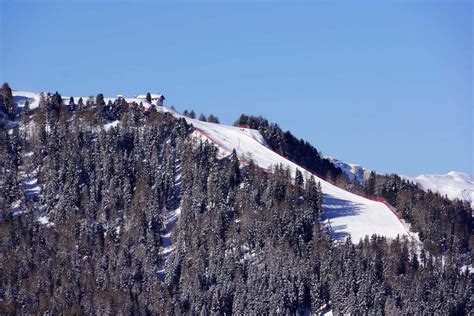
[37,215,54,227]
[24,178,41,196]
[12,91,40,110]
[104,120,120,130]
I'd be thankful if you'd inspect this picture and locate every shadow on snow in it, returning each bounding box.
[321,194,363,240]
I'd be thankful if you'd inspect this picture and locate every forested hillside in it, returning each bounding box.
[235,114,473,258]
[0,86,472,314]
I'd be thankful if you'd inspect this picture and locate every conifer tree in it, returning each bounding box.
[96,93,105,106]
[1,82,14,119]
[207,114,220,124]
[365,171,376,196]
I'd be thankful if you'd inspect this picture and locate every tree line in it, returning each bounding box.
[234,114,473,259]
[0,87,472,314]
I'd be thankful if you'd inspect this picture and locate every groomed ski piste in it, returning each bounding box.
[165,110,410,243]
[12,91,410,243]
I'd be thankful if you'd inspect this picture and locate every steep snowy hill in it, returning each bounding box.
[175,116,409,242]
[11,91,410,243]
[408,172,474,208]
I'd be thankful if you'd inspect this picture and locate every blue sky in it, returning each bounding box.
[1,0,472,176]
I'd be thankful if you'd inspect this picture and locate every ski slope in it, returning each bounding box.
[187,120,408,242]
[152,103,409,242]
[11,91,409,242]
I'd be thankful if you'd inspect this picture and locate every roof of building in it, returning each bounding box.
[136,93,165,100]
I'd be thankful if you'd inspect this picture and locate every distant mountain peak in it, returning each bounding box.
[325,157,370,184]
[326,155,473,208]
[411,172,474,208]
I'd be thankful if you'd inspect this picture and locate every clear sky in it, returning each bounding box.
[1,0,472,176]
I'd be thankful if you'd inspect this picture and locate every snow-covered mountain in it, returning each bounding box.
[407,172,474,208]
[179,116,410,243]
[326,155,473,208]
[11,90,411,243]
[326,157,371,184]
[15,90,470,243]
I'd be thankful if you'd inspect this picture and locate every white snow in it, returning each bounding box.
[37,215,54,227]
[137,93,164,100]
[104,120,120,130]
[11,200,24,216]
[12,90,40,109]
[406,172,474,208]
[461,264,474,274]
[37,216,49,224]
[158,206,181,279]
[24,178,41,196]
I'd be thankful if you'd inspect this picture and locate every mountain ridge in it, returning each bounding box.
[8,90,411,243]
[1,86,471,314]
[325,156,473,208]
